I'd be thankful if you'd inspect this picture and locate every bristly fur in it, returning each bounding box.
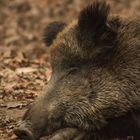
[78,1,110,32]
[43,22,66,46]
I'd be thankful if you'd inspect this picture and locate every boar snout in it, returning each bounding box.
[14,121,35,140]
[14,127,34,140]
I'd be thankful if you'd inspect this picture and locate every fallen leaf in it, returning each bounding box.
[15,67,37,74]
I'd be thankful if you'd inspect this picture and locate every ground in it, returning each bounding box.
[0,0,140,140]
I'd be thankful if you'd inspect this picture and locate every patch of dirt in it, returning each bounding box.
[0,0,140,139]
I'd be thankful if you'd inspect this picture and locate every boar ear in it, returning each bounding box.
[43,22,66,47]
[77,1,117,48]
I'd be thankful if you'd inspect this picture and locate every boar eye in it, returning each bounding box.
[67,67,79,75]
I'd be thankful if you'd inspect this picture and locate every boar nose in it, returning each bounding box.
[14,127,34,140]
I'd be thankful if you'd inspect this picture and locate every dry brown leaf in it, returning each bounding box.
[15,67,37,74]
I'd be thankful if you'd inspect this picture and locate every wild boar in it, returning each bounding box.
[14,1,140,140]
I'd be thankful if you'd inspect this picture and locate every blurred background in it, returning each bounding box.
[0,0,140,139]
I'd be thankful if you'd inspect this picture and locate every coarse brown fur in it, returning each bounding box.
[14,1,140,140]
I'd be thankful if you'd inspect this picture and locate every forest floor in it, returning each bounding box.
[0,0,140,139]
